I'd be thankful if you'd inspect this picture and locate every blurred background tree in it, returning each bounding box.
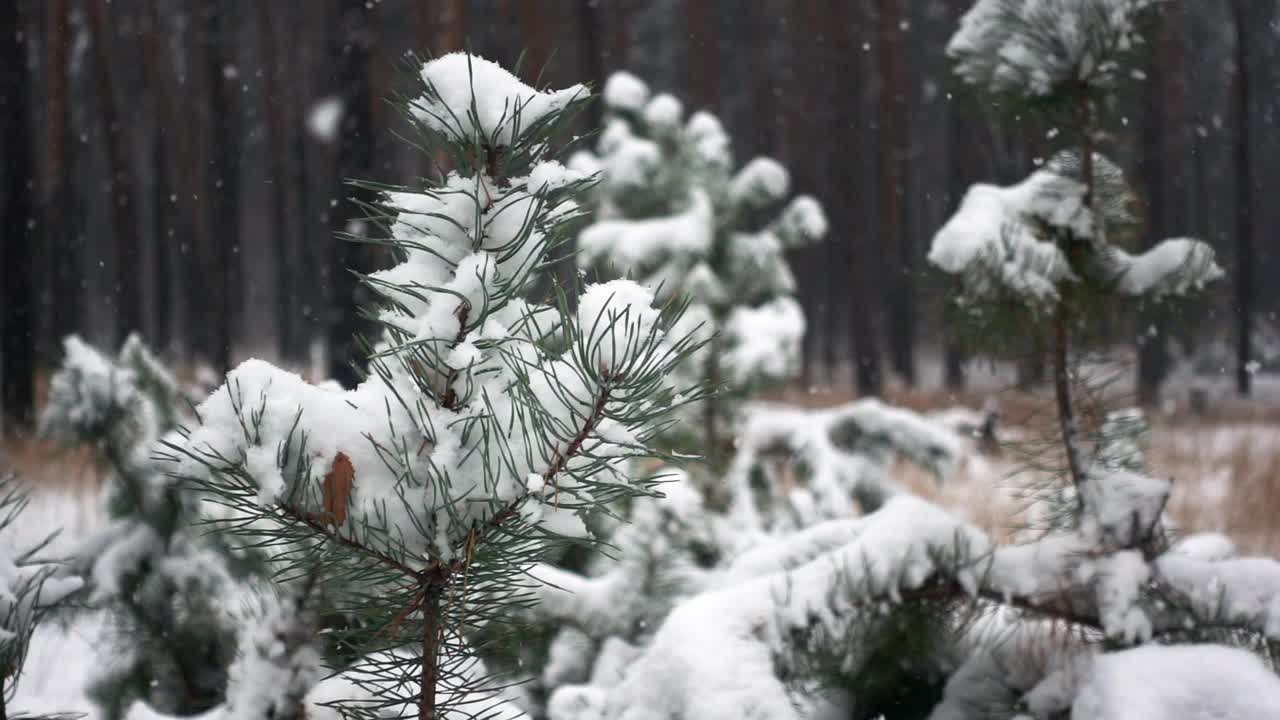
[1,0,1276,428]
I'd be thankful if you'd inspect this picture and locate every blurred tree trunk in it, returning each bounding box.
[792,0,825,386]
[943,102,977,391]
[327,0,377,387]
[519,0,550,80]
[45,0,78,348]
[1137,6,1174,405]
[258,3,296,360]
[436,0,466,54]
[833,0,881,395]
[877,0,915,387]
[142,5,178,354]
[86,0,143,345]
[1,0,36,430]
[576,0,605,131]
[205,2,241,372]
[686,0,718,111]
[1230,0,1254,396]
[287,7,322,366]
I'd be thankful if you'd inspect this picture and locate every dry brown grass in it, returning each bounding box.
[1154,422,1280,555]
[771,383,1280,555]
[1,433,104,492]
[4,380,1277,556]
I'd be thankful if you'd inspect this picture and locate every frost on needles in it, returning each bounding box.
[168,53,706,719]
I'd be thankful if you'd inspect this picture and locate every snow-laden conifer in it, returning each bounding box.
[40,335,241,719]
[571,71,827,469]
[168,53,707,719]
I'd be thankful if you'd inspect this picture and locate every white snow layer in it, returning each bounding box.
[930,166,1222,307]
[928,172,1084,305]
[602,71,650,113]
[1108,238,1224,298]
[548,495,991,720]
[1070,644,1280,720]
[411,53,588,145]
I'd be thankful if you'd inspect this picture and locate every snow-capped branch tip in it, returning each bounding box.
[409,52,590,148]
[948,0,1161,98]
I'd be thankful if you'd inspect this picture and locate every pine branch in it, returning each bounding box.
[276,501,426,581]
[460,378,614,556]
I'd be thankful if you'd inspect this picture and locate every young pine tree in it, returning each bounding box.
[935,0,1221,502]
[169,54,706,719]
[40,335,243,719]
[571,71,828,472]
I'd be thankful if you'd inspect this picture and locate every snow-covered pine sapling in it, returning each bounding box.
[170,54,706,719]
[936,0,1221,499]
[0,473,84,720]
[40,335,241,720]
[572,71,828,471]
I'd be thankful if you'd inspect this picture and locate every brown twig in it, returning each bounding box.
[278,501,425,581]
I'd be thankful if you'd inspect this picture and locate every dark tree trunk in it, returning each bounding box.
[327,0,377,388]
[1137,6,1173,406]
[258,3,296,360]
[519,0,550,81]
[205,2,241,373]
[839,0,881,395]
[877,0,915,387]
[437,0,467,55]
[45,0,78,348]
[1,0,36,430]
[576,0,605,131]
[1231,0,1254,396]
[86,0,143,345]
[686,0,718,112]
[143,5,177,354]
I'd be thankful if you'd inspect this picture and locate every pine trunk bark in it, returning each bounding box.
[419,588,442,720]
[1054,94,1094,491]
